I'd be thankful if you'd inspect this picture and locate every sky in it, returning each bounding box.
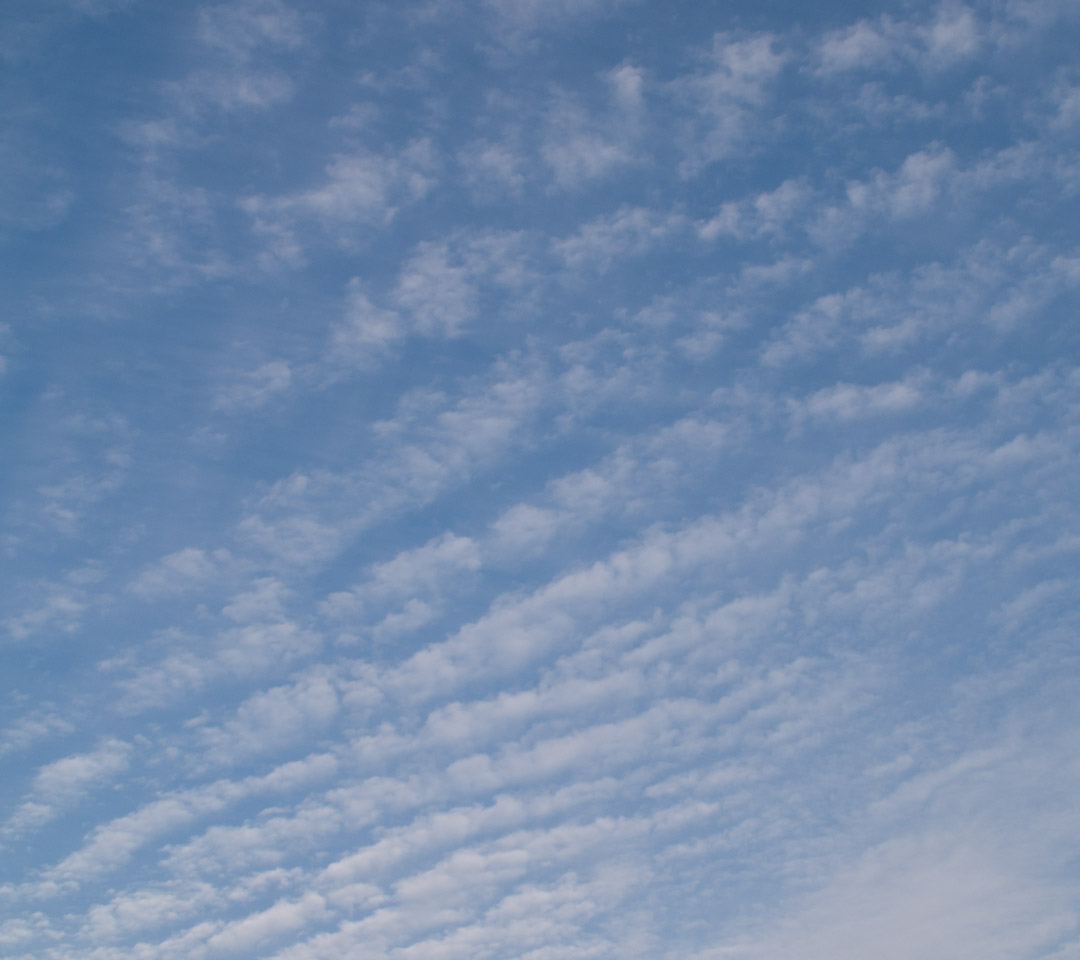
[1,0,1079,957]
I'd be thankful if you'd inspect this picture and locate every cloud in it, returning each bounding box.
[195,672,339,767]
[109,593,319,715]
[5,3,1080,958]
[79,882,221,943]
[393,241,478,337]
[789,375,926,424]
[160,0,318,116]
[0,124,74,234]
[814,4,982,76]
[3,738,132,837]
[0,0,135,65]
[846,144,957,218]
[221,577,291,623]
[330,284,404,366]
[98,1,319,291]
[321,532,481,622]
[172,66,296,113]
[122,176,233,284]
[540,73,646,189]
[697,178,811,242]
[762,237,1078,364]
[28,756,337,891]
[703,730,1080,960]
[196,0,311,59]
[206,891,330,954]
[0,913,56,950]
[237,352,555,569]
[364,230,538,345]
[480,0,640,47]
[553,205,686,271]
[711,836,1074,960]
[4,585,86,641]
[243,141,438,264]
[213,361,293,411]
[0,711,75,760]
[672,32,787,172]
[458,140,527,199]
[129,548,234,599]
[1050,80,1080,131]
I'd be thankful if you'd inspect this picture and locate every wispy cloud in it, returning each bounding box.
[2,739,132,838]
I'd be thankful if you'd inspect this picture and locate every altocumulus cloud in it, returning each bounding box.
[1,1,1079,958]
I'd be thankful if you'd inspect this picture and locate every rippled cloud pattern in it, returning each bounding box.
[2,1,1079,958]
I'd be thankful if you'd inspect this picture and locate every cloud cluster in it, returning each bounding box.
[2,1,1079,959]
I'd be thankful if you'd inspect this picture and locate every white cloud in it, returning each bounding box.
[703,729,1080,960]
[158,0,317,117]
[673,32,787,172]
[698,178,811,242]
[322,532,480,620]
[197,0,311,59]
[206,891,330,953]
[458,140,527,199]
[540,74,646,189]
[79,882,220,943]
[222,577,290,624]
[488,503,562,555]
[129,548,234,599]
[711,836,1074,960]
[0,710,75,760]
[4,586,86,641]
[122,176,232,283]
[806,144,960,248]
[243,141,438,263]
[0,126,73,234]
[816,18,899,74]
[0,912,55,949]
[172,66,295,113]
[28,756,337,892]
[1050,80,1080,131]
[553,205,685,271]
[762,237,1077,364]
[196,672,340,767]
[846,144,957,218]
[110,612,320,715]
[851,82,947,125]
[481,0,640,47]
[791,376,926,423]
[348,440,897,705]
[393,241,478,337]
[0,0,134,65]
[328,231,535,369]
[214,361,293,411]
[2,738,132,837]
[330,283,403,365]
[5,4,1080,958]
[238,353,554,569]
[815,4,982,76]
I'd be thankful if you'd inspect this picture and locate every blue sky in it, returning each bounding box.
[2,0,1080,957]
